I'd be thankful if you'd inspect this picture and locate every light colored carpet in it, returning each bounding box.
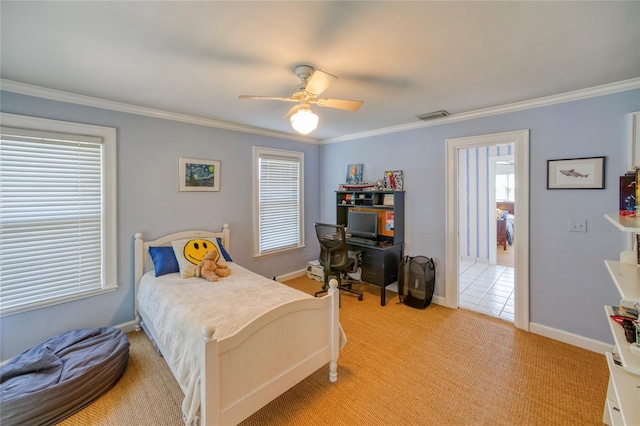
[59,277,608,425]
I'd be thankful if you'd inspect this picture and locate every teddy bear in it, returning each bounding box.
[195,250,230,282]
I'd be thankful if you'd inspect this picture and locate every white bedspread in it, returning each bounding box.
[137,263,342,424]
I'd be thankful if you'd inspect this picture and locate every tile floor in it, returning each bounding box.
[458,260,514,322]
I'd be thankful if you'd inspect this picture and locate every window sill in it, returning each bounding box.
[0,285,119,318]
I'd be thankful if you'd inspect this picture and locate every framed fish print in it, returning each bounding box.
[178,157,220,192]
[547,156,605,189]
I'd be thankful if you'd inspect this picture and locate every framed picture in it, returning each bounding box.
[346,163,363,184]
[546,156,605,189]
[383,170,404,191]
[178,157,220,192]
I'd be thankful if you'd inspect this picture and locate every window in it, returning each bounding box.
[0,113,117,316]
[253,147,304,256]
[496,173,515,202]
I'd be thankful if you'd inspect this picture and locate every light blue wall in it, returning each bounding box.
[0,91,322,360]
[321,89,640,345]
[2,88,639,360]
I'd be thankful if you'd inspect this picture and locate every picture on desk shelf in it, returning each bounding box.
[386,212,395,231]
[346,163,363,184]
[383,170,403,190]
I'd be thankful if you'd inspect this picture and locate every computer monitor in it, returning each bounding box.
[348,210,378,239]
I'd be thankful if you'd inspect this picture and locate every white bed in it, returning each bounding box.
[134,226,343,425]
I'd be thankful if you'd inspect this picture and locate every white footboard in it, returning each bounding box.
[201,280,340,426]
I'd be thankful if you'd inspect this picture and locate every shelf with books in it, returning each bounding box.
[605,306,640,374]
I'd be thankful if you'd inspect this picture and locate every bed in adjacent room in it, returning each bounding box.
[134,226,344,425]
[497,201,515,250]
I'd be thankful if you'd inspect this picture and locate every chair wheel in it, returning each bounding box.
[358,295,363,301]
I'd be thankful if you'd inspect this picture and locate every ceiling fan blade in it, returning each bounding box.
[315,98,364,111]
[304,70,337,96]
[238,95,296,102]
[284,104,303,119]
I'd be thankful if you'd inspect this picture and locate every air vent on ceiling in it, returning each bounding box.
[417,110,450,121]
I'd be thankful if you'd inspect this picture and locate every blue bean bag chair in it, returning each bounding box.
[0,327,129,426]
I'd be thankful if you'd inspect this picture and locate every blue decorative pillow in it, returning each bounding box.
[216,237,233,262]
[148,246,180,277]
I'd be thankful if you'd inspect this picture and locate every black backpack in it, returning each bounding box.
[398,255,435,309]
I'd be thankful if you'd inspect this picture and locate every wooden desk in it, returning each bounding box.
[347,241,403,306]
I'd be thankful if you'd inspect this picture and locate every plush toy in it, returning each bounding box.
[195,250,230,282]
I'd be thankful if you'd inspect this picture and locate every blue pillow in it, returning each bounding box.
[149,246,180,277]
[216,237,233,262]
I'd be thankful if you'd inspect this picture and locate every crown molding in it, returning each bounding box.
[2,77,638,145]
[0,79,320,144]
[322,77,640,144]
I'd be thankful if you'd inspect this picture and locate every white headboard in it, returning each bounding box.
[133,225,230,328]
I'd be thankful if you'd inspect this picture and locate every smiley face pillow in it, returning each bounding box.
[171,238,228,278]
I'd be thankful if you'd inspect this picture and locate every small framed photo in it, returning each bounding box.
[346,163,363,184]
[547,156,605,189]
[383,170,404,191]
[178,157,220,192]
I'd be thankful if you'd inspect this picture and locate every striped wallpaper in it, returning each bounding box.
[458,143,514,263]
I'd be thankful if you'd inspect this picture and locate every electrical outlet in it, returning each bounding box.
[568,219,587,232]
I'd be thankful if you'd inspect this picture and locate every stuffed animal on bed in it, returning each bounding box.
[195,250,231,282]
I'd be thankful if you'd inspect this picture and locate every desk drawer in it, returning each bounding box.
[361,250,384,267]
[362,264,384,286]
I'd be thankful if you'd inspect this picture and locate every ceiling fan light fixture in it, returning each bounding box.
[290,108,319,134]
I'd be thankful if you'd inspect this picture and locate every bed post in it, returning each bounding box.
[328,278,339,383]
[221,224,230,252]
[134,233,144,332]
[200,325,219,426]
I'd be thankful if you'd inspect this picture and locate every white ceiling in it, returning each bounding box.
[1,1,639,141]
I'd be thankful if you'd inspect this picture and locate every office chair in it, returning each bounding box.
[313,222,364,301]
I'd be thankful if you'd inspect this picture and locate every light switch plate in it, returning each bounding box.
[568,219,587,232]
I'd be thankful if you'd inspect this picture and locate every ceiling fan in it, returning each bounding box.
[239,65,364,134]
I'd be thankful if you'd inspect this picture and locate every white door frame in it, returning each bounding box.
[445,130,530,331]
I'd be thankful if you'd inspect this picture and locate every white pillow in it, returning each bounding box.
[171,237,228,278]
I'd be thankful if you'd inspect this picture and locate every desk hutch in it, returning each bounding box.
[336,190,405,306]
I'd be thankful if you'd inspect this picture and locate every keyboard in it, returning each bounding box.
[348,237,378,246]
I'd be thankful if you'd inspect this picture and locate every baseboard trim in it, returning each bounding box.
[277,269,308,282]
[115,320,138,334]
[529,322,612,354]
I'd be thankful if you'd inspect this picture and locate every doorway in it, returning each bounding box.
[444,130,530,331]
[457,150,515,321]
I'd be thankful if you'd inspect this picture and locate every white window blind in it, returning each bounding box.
[0,125,113,314]
[254,147,304,256]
